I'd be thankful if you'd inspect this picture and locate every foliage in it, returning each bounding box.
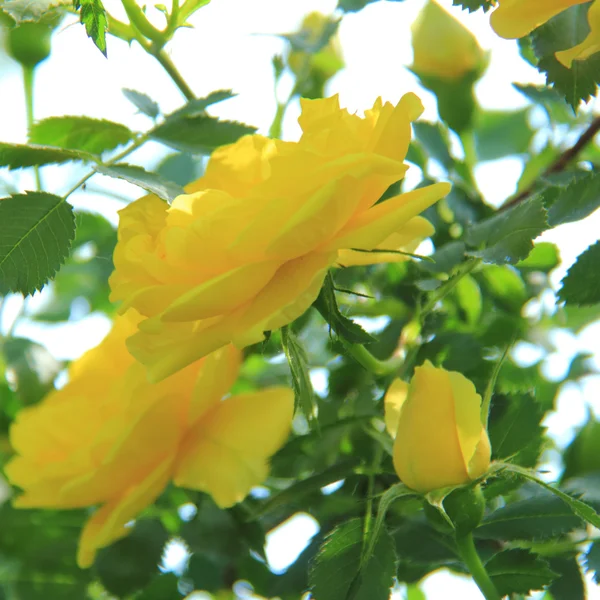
[1,0,600,599]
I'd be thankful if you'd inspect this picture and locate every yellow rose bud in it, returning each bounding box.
[110,94,451,382]
[384,361,491,492]
[411,0,485,80]
[5,311,294,568]
[489,0,600,68]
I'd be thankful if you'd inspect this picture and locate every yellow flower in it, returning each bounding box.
[109,94,451,382]
[490,0,600,68]
[5,312,293,568]
[384,361,491,492]
[411,0,485,80]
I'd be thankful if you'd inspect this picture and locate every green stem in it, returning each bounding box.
[455,533,502,600]
[22,65,41,190]
[342,340,403,376]
[362,445,383,547]
[150,47,195,101]
[121,0,165,44]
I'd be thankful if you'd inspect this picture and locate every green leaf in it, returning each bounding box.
[547,556,586,600]
[281,325,316,421]
[476,494,583,541]
[314,272,376,345]
[150,114,256,154]
[94,163,185,202]
[558,241,600,306]
[0,192,75,295]
[466,196,548,264]
[157,152,203,187]
[94,520,168,597]
[474,109,533,161]
[585,542,600,583]
[2,337,62,404]
[516,242,560,272]
[309,518,396,600]
[137,573,180,600]
[168,89,235,119]
[563,415,600,481]
[488,394,544,468]
[451,0,493,12]
[546,171,600,226]
[530,4,600,108]
[412,122,454,170]
[513,83,573,123]
[479,265,528,313]
[185,554,223,592]
[454,274,482,325]
[0,142,94,168]
[0,0,68,22]
[73,0,107,56]
[337,0,404,13]
[29,116,132,154]
[122,88,160,119]
[485,549,557,596]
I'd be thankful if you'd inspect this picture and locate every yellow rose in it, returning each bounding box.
[411,0,485,80]
[5,312,293,568]
[384,361,491,492]
[490,0,600,68]
[109,94,451,382]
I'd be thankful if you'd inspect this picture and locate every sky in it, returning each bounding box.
[1,0,600,598]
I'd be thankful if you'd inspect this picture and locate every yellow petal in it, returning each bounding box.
[337,216,434,267]
[384,379,409,437]
[76,456,174,568]
[490,0,587,39]
[556,0,600,66]
[326,183,450,252]
[173,387,294,507]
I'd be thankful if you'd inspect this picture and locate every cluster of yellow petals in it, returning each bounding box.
[490,0,600,67]
[385,361,491,492]
[5,311,293,567]
[109,94,450,382]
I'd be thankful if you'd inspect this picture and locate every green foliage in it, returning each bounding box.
[122,88,161,119]
[452,0,494,12]
[546,171,600,226]
[412,122,454,170]
[466,196,548,264]
[167,89,235,119]
[337,0,404,13]
[547,556,586,600]
[94,163,185,202]
[0,142,94,168]
[558,241,600,306]
[563,414,600,480]
[485,549,557,596]
[29,116,132,154]
[585,542,600,583]
[73,0,107,56]
[474,109,533,161]
[0,192,75,295]
[309,518,396,600]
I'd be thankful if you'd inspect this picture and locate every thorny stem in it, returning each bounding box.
[502,115,600,210]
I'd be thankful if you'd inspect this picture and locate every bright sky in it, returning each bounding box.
[1,1,600,598]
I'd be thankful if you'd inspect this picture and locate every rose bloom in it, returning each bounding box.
[5,312,293,567]
[384,361,491,492]
[109,94,450,382]
[490,0,600,68]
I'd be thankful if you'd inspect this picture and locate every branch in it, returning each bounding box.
[502,115,600,210]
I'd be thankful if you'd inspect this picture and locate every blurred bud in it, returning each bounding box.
[411,0,486,81]
[385,361,491,493]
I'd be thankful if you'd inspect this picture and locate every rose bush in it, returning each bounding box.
[109,94,451,382]
[384,361,491,492]
[5,312,293,567]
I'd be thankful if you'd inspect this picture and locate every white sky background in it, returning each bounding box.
[1,0,600,598]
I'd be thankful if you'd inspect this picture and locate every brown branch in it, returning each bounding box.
[501,115,600,210]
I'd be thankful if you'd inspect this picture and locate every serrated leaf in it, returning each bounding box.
[476,494,583,541]
[122,88,160,119]
[314,272,376,345]
[94,163,185,202]
[150,114,256,154]
[585,542,600,583]
[451,0,493,12]
[466,196,548,264]
[558,241,600,306]
[547,556,586,600]
[531,4,600,108]
[29,116,132,154]
[0,192,75,295]
[516,242,560,272]
[167,90,235,119]
[546,171,600,226]
[73,0,107,56]
[309,518,396,600]
[486,549,557,596]
[0,142,94,168]
[0,0,69,21]
[281,325,316,421]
